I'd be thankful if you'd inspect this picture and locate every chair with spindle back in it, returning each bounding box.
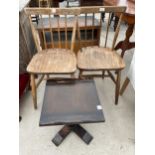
[24,8,80,109]
[77,6,126,105]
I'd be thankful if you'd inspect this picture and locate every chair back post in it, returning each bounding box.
[111,13,124,50]
[71,15,78,51]
[28,15,42,52]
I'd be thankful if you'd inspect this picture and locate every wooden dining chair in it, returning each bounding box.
[77,6,126,105]
[24,8,80,109]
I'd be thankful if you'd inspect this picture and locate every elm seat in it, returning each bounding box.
[27,49,76,74]
[77,46,125,70]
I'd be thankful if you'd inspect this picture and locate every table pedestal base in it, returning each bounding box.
[52,124,93,146]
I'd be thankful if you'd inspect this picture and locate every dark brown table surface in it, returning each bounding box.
[39,80,105,126]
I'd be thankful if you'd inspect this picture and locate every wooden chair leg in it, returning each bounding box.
[79,70,83,79]
[46,74,49,80]
[30,74,37,109]
[115,71,121,105]
[120,77,130,95]
[71,73,75,78]
[102,70,105,79]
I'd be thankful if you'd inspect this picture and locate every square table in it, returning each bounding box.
[39,79,105,146]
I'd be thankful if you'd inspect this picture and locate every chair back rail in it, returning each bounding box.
[25,6,126,52]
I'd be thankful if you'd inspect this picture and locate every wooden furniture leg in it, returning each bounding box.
[79,70,83,79]
[102,70,105,79]
[52,125,73,146]
[115,71,121,105]
[71,73,75,78]
[72,124,93,144]
[36,75,45,88]
[120,77,130,95]
[52,124,93,146]
[30,74,37,109]
[115,24,135,58]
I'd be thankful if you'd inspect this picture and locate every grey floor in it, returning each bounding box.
[19,22,135,155]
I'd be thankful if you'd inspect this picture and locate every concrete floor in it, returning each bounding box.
[19,23,135,155]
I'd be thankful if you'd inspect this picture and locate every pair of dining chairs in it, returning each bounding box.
[25,6,126,109]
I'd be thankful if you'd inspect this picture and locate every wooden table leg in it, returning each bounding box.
[115,24,135,58]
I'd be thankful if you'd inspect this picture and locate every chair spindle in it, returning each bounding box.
[48,14,54,48]
[65,15,68,49]
[57,16,61,48]
[40,14,47,49]
[85,13,87,41]
[104,13,111,48]
[92,13,95,41]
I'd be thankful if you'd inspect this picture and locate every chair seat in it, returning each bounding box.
[77,46,125,70]
[27,48,76,74]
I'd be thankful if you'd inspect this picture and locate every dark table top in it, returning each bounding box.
[39,80,105,126]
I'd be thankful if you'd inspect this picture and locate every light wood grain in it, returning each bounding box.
[77,46,125,70]
[37,16,100,30]
[25,6,126,15]
[27,48,76,74]
[26,7,79,74]
[29,16,42,52]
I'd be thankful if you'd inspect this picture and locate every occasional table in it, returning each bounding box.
[39,80,105,146]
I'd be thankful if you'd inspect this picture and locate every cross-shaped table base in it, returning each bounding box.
[52,124,93,146]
